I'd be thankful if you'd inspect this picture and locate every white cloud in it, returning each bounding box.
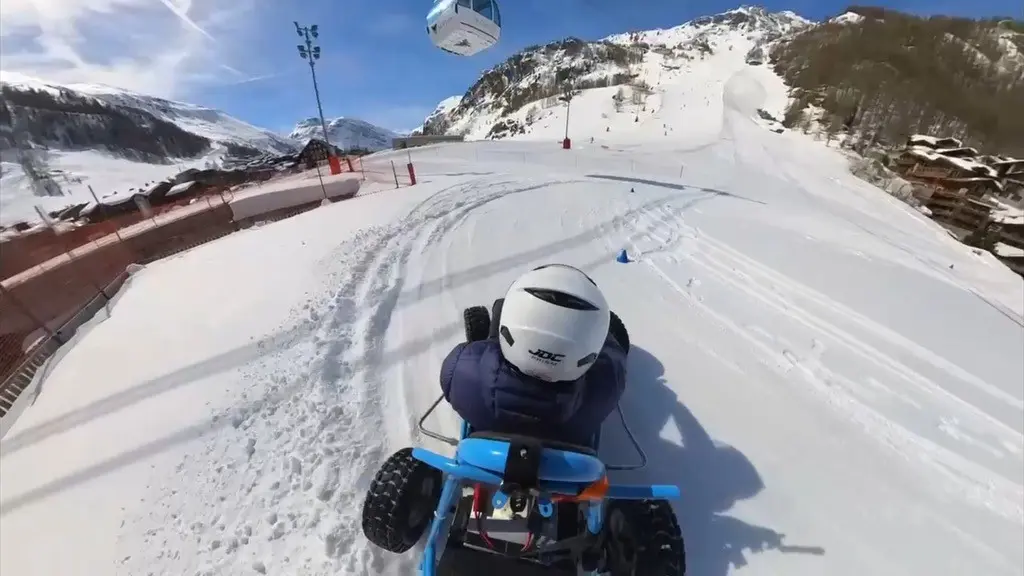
[0,0,263,98]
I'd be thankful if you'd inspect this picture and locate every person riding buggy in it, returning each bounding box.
[441,263,630,448]
[361,264,685,576]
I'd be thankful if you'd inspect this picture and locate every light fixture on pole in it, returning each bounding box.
[295,21,331,150]
[295,21,337,197]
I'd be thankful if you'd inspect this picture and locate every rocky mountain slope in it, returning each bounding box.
[421,5,810,139]
[772,8,1024,155]
[288,117,400,152]
[412,96,463,135]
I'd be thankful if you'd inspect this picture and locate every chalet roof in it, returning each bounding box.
[298,138,342,156]
[992,206,1024,225]
[905,146,998,178]
[994,242,1024,258]
[991,158,1024,166]
[166,181,199,198]
[933,146,979,158]
[908,134,962,148]
[943,177,1005,191]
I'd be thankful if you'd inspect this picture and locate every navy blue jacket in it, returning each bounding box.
[439,335,627,447]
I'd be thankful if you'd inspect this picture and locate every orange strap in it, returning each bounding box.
[552,475,609,502]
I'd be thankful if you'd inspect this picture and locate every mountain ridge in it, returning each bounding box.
[1,71,297,159]
[287,117,399,152]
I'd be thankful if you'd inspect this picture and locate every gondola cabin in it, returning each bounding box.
[426,0,501,56]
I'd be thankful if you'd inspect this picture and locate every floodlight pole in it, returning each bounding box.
[295,22,332,150]
[563,99,572,140]
[559,83,578,148]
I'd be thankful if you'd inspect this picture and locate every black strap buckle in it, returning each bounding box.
[500,439,541,499]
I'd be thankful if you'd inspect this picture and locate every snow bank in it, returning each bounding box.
[227,174,361,221]
[0,181,445,576]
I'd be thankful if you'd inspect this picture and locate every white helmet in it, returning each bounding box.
[498,264,610,383]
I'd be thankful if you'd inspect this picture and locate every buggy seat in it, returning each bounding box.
[456,431,605,487]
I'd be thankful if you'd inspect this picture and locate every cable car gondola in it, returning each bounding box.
[426,0,501,56]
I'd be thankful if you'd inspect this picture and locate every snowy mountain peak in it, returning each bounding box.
[287,117,399,152]
[604,5,811,47]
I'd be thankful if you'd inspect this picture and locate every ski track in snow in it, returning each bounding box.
[114,175,589,575]
[617,200,1023,524]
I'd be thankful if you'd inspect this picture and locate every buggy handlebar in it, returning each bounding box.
[417,394,648,471]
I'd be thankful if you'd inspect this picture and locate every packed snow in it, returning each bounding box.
[3,47,1023,576]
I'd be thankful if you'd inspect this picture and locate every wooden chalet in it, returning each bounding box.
[297,138,342,169]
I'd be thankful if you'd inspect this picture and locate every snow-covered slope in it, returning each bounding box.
[415,95,462,134]
[0,71,297,225]
[67,82,297,157]
[2,64,1023,576]
[422,6,810,141]
[288,117,399,151]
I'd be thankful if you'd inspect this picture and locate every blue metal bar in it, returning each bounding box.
[419,474,461,576]
[413,448,505,485]
[457,438,605,484]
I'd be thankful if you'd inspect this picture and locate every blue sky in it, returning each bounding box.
[1,0,1021,136]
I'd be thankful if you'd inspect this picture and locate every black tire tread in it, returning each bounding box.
[464,306,491,343]
[618,499,686,576]
[361,447,441,554]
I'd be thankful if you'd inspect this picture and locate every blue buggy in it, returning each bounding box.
[360,302,686,575]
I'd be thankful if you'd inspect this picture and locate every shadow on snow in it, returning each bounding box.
[600,345,825,576]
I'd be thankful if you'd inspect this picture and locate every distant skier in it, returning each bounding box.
[439,264,628,447]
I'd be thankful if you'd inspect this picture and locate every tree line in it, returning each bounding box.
[771,8,1024,156]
